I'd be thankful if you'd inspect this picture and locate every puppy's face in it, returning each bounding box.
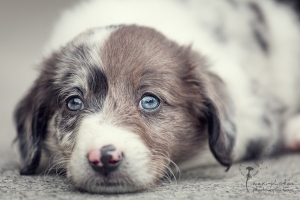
[15,25,235,193]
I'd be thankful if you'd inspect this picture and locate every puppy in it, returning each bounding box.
[14,0,300,193]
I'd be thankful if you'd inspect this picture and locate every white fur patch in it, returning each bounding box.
[69,114,154,193]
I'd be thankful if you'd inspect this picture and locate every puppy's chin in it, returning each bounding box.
[66,114,162,193]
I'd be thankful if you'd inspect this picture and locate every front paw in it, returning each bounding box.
[284,115,300,150]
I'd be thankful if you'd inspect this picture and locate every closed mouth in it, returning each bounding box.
[93,174,131,187]
[96,181,124,187]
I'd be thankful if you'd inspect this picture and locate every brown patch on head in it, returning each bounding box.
[99,25,211,178]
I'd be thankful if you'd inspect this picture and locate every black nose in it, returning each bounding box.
[88,145,123,176]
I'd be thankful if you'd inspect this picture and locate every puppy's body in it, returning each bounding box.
[15,0,300,193]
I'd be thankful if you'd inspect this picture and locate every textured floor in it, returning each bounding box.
[0,1,299,199]
[1,153,300,200]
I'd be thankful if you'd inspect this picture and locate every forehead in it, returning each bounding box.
[54,25,189,100]
[101,25,182,76]
[101,25,188,95]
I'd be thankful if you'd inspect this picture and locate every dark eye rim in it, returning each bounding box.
[66,96,84,111]
[139,93,161,111]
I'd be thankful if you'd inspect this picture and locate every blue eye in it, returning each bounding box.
[67,97,84,111]
[139,95,160,111]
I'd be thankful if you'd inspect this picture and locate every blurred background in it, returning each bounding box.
[0,0,300,155]
[0,0,300,162]
[0,0,299,162]
[0,1,299,199]
[0,0,79,163]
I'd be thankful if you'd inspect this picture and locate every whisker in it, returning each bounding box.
[146,150,181,187]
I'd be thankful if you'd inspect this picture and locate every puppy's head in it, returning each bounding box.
[14,25,235,193]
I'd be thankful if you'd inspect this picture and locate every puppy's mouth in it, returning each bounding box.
[94,173,131,183]
[74,173,143,193]
[94,179,127,188]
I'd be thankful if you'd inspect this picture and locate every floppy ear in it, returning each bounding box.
[203,97,235,170]
[181,47,236,170]
[13,52,59,175]
[14,84,51,175]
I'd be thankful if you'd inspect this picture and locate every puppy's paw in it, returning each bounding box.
[284,115,300,150]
